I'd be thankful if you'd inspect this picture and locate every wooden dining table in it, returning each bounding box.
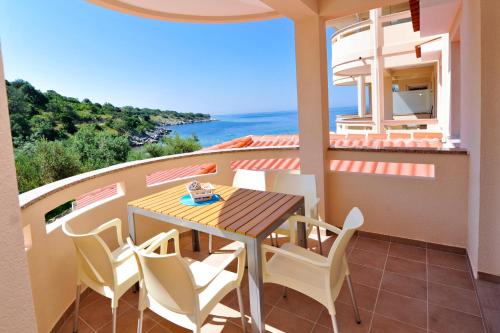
[127,183,306,333]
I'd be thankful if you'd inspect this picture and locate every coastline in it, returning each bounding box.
[130,117,213,146]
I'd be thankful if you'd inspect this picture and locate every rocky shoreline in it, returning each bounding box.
[129,118,213,146]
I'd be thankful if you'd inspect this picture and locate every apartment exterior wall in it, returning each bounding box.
[0,49,37,332]
[459,0,482,276]
[479,0,500,277]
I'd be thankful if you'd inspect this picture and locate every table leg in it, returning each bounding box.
[247,238,265,333]
[192,230,200,252]
[128,209,136,243]
[297,204,307,248]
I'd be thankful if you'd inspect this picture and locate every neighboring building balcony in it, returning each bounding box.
[331,10,431,78]
[19,143,478,332]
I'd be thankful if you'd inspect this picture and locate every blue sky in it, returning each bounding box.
[0,0,357,115]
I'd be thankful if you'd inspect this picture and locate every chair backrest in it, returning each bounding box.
[62,222,115,286]
[134,249,197,314]
[273,173,317,218]
[327,207,364,288]
[232,169,266,191]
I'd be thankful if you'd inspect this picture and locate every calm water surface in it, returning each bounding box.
[166,107,357,147]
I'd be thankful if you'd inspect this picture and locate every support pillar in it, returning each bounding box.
[294,15,329,220]
[0,48,38,331]
[370,8,385,133]
[357,76,366,117]
[438,34,451,139]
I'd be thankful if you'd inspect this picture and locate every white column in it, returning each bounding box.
[438,34,451,139]
[294,15,329,220]
[357,76,366,117]
[450,41,461,139]
[0,48,38,331]
[370,8,385,133]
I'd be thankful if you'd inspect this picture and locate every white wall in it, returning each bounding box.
[459,0,481,275]
[0,48,38,332]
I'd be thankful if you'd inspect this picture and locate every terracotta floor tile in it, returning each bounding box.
[428,265,474,290]
[370,314,427,333]
[275,288,325,322]
[58,315,94,333]
[311,323,333,332]
[348,248,387,270]
[476,279,500,310]
[428,282,481,316]
[374,290,427,329]
[428,303,485,333]
[79,297,132,330]
[388,243,427,263]
[121,287,140,308]
[428,249,469,271]
[337,281,378,312]
[265,307,315,333]
[145,324,171,333]
[348,263,383,289]
[316,302,371,333]
[226,291,273,327]
[243,282,282,307]
[381,271,427,301]
[385,256,427,281]
[355,237,390,254]
[482,309,500,333]
[97,308,156,333]
[79,290,107,310]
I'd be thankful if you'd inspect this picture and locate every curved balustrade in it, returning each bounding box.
[331,10,421,77]
[19,146,469,332]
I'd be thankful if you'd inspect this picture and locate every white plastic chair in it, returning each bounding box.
[208,169,266,253]
[128,229,247,333]
[272,173,323,254]
[62,218,139,333]
[262,207,364,333]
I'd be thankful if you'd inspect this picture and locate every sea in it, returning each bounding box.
[165,106,357,148]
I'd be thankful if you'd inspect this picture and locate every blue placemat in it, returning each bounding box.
[179,194,221,206]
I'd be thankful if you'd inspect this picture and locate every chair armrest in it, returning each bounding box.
[195,246,246,290]
[289,215,342,235]
[92,218,124,246]
[261,244,329,268]
[144,229,180,255]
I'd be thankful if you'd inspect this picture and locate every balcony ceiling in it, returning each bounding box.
[88,0,281,23]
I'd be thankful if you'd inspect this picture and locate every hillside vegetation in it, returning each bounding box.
[7,80,206,193]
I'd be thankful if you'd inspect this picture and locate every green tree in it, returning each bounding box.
[7,86,33,142]
[70,125,130,170]
[30,114,60,140]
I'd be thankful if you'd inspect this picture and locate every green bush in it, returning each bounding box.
[161,133,201,155]
[127,148,150,161]
[15,140,82,193]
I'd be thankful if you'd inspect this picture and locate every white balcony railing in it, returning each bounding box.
[331,10,418,76]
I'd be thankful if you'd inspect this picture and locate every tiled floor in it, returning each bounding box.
[58,232,495,333]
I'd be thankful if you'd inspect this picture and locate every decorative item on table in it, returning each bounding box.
[187,180,215,203]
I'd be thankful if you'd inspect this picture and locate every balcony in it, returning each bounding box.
[331,10,428,78]
[19,145,499,332]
